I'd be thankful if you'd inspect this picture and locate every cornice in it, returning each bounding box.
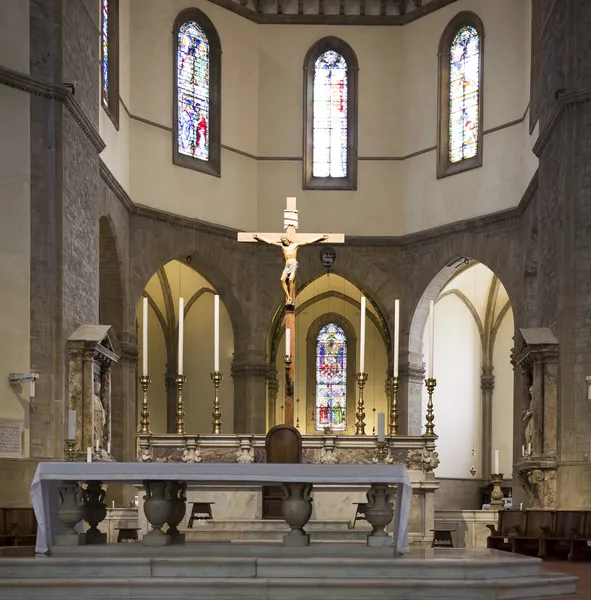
[533,85,591,158]
[207,0,458,25]
[0,65,105,153]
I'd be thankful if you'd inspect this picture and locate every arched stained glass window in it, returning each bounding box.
[303,37,358,190]
[312,51,348,178]
[449,26,480,163]
[315,323,347,431]
[177,22,210,161]
[437,13,484,178]
[101,0,119,128]
[173,9,222,177]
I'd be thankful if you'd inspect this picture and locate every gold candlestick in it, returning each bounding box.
[211,371,223,434]
[139,375,152,434]
[389,375,399,436]
[176,374,186,435]
[489,473,505,510]
[423,378,437,437]
[64,439,77,462]
[354,372,368,435]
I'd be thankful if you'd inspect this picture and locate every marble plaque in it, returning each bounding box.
[0,420,24,455]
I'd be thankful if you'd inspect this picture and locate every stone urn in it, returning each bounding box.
[82,481,107,544]
[365,484,394,547]
[142,480,172,546]
[166,481,187,544]
[56,482,84,544]
[281,483,313,547]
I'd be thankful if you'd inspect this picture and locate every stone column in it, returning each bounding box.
[165,371,177,434]
[543,356,558,456]
[117,337,139,462]
[480,367,495,477]
[267,369,278,429]
[232,351,269,433]
[398,357,425,436]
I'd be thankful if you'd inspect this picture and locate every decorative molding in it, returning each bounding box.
[0,66,105,153]
[99,161,134,211]
[206,0,458,25]
[533,85,591,158]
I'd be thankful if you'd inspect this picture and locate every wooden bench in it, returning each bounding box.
[3,509,37,547]
[487,510,525,553]
[0,509,15,547]
[187,502,215,527]
[540,511,591,561]
[431,529,454,548]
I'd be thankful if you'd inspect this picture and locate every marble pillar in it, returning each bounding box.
[232,353,268,433]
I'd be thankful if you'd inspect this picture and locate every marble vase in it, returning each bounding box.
[142,480,172,546]
[365,484,394,547]
[281,483,313,547]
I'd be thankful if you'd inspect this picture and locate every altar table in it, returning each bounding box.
[31,462,412,555]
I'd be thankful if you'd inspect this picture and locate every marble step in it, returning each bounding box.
[0,573,578,600]
[184,519,365,531]
[183,527,369,542]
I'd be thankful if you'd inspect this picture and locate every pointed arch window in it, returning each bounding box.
[304,37,358,190]
[173,8,222,177]
[101,0,119,129]
[437,13,484,178]
[315,323,348,431]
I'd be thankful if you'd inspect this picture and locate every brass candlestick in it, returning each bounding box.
[354,372,368,435]
[139,375,152,434]
[64,439,77,462]
[389,375,399,436]
[176,374,186,435]
[211,371,223,434]
[423,378,437,437]
[489,473,505,510]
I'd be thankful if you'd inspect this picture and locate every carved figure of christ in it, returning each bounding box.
[237,197,345,306]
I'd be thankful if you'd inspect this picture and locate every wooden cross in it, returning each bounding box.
[238,197,345,426]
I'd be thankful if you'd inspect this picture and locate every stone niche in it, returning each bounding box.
[512,327,558,508]
[68,325,121,460]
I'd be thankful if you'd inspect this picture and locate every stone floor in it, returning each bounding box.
[545,562,591,599]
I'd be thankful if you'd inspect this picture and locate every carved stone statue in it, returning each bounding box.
[93,377,105,450]
[252,233,329,305]
[522,386,534,448]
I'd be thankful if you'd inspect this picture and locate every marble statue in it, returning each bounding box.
[522,386,534,448]
[93,377,106,450]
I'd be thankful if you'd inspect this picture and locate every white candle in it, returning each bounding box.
[528,442,532,455]
[111,501,115,509]
[67,409,76,439]
[178,297,184,375]
[393,299,400,377]
[360,296,366,373]
[142,296,148,376]
[285,328,291,357]
[519,503,523,511]
[521,444,525,457]
[428,300,435,379]
[95,439,99,452]
[107,441,111,455]
[377,412,385,442]
[87,447,92,462]
[494,449,499,474]
[214,295,220,372]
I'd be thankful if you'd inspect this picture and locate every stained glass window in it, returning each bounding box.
[315,323,347,431]
[177,21,210,161]
[101,0,109,106]
[312,51,348,178]
[449,26,480,163]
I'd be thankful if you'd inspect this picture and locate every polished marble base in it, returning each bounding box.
[0,548,577,599]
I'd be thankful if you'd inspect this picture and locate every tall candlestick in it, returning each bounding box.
[393,299,400,377]
[67,409,76,439]
[286,328,291,357]
[377,412,385,442]
[142,296,148,376]
[214,295,220,372]
[87,447,92,463]
[494,449,499,474]
[360,296,366,373]
[178,297,184,375]
[428,300,435,379]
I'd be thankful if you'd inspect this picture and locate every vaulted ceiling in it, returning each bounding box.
[208,0,458,25]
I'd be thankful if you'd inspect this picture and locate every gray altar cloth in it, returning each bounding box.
[31,462,412,555]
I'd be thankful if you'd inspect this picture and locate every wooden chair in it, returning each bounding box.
[487,510,525,552]
[262,425,302,519]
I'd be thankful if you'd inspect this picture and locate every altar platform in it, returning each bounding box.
[0,547,577,599]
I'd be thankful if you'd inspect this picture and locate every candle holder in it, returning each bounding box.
[64,439,77,462]
[389,375,399,436]
[489,473,505,510]
[374,441,389,463]
[354,372,368,435]
[211,371,223,434]
[176,374,186,435]
[423,378,437,437]
[139,375,152,435]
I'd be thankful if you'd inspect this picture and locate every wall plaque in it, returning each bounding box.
[0,420,24,456]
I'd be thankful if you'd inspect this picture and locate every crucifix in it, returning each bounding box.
[238,197,345,426]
